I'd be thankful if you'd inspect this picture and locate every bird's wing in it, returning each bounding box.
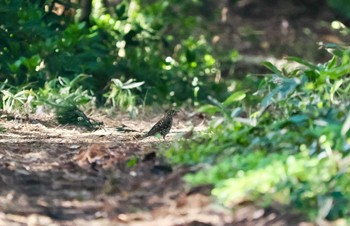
[145,121,162,136]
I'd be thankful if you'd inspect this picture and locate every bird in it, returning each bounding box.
[141,109,178,139]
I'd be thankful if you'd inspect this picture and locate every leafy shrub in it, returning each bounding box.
[0,0,227,108]
[0,80,37,114]
[0,1,69,85]
[37,74,94,107]
[104,78,144,116]
[166,45,350,221]
[91,0,226,104]
[55,104,102,130]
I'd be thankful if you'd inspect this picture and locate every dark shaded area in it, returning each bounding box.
[213,0,350,78]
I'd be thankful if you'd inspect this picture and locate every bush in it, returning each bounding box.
[166,43,350,221]
[0,0,227,109]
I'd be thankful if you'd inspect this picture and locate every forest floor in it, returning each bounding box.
[0,111,313,226]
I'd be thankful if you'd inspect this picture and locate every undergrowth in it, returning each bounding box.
[55,104,102,131]
[166,41,350,222]
[0,0,228,107]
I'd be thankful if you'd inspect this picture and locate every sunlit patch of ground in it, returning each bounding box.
[0,111,317,226]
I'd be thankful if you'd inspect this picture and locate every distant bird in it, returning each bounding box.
[141,109,178,139]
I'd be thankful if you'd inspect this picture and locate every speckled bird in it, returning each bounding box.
[141,109,177,139]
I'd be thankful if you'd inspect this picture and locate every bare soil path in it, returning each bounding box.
[0,112,313,226]
[0,112,228,226]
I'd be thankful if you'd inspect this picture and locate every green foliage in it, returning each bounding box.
[327,0,350,19]
[104,78,144,113]
[35,74,102,129]
[198,91,246,117]
[0,0,226,110]
[55,104,102,131]
[1,1,66,85]
[1,89,37,114]
[38,74,94,107]
[92,0,224,104]
[0,81,37,114]
[166,46,350,221]
[127,155,138,167]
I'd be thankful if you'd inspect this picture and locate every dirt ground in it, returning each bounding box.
[0,109,315,226]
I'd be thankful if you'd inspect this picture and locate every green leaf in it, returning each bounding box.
[262,61,283,76]
[289,114,309,124]
[231,107,243,117]
[286,56,318,70]
[198,104,220,115]
[127,156,138,167]
[70,74,92,88]
[116,4,126,18]
[321,65,350,80]
[223,91,246,107]
[260,86,279,111]
[341,114,350,136]
[207,95,222,107]
[111,79,123,87]
[326,56,337,70]
[204,54,216,66]
[323,43,347,57]
[122,81,145,89]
